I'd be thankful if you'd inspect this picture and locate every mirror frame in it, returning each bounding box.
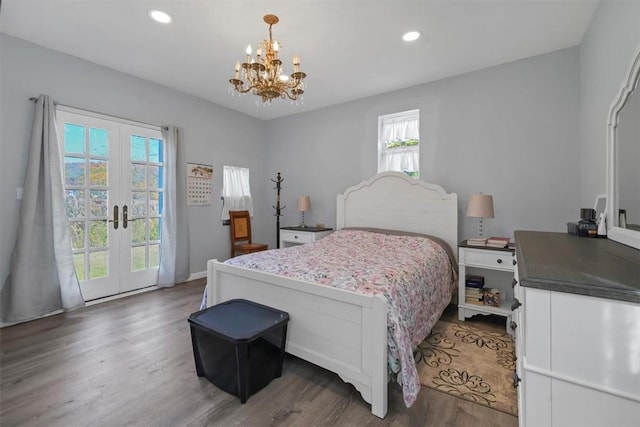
[606,42,640,249]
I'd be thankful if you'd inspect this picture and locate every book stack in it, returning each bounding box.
[467,237,488,247]
[486,236,511,248]
[465,275,485,306]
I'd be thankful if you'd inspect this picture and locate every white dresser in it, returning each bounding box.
[279,226,332,248]
[513,231,640,427]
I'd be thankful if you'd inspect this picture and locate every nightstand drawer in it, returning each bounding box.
[463,249,514,271]
[280,230,314,244]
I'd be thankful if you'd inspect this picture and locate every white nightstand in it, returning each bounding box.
[457,241,516,324]
[279,226,333,248]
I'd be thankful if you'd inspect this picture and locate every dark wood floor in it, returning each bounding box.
[0,280,518,427]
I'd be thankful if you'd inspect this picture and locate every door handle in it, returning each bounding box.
[123,205,128,229]
[513,372,521,388]
[108,205,119,229]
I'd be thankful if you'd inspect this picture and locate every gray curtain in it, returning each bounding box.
[158,126,190,287]
[1,95,84,322]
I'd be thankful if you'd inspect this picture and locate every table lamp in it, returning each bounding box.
[466,194,494,237]
[297,196,310,228]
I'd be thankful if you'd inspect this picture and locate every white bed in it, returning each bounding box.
[205,172,457,418]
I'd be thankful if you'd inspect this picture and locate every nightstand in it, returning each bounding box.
[457,241,516,325]
[280,226,333,248]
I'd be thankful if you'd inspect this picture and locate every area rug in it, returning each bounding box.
[414,320,518,416]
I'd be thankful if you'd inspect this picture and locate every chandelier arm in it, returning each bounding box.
[235,84,254,94]
[283,91,300,101]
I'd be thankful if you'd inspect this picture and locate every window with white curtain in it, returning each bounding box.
[378,109,420,177]
[221,165,253,220]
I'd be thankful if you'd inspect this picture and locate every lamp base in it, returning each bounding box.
[477,217,484,238]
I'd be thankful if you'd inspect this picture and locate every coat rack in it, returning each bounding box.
[271,172,285,248]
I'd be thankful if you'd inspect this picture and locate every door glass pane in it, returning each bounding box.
[89,128,108,156]
[73,253,86,281]
[149,218,160,241]
[131,135,146,161]
[149,138,162,163]
[89,190,108,217]
[131,164,146,189]
[148,165,160,189]
[131,219,146,244]
[149,244,159,268]
[89,251,108,279]
[131,191,147,216]
[69,221,85,249]
[64,157,85,185]
[89,159,108,186]
[149,191,161,216]
[64,123,85,154]
[65,189,85,219]
[89,220,107,248]
[131,247,146,271]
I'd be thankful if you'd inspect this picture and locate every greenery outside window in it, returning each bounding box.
[378,109,420,177]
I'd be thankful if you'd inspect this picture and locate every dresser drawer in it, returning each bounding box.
[463,249,514,271]
[280,230,314,244]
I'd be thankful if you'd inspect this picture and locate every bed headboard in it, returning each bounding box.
[337,172,458,256]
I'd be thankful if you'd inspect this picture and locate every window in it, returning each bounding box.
[221,165,253,220]
[377,109,419,177]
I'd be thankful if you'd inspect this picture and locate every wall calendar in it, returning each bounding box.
[187,162,213,206]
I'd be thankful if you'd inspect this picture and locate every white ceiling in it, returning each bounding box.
[0,0,599,120]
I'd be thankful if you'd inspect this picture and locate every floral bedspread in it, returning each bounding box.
[220,228,457,407]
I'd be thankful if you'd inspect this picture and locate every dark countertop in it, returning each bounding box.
[515,231,640,304]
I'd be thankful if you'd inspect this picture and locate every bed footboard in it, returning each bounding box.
[206,259,389,418]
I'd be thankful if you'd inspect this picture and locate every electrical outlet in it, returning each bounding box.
[17,187,23,200]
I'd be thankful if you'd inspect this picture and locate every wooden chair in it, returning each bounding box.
[229,210,268,257]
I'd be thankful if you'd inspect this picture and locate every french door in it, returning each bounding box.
[57,108,164,301]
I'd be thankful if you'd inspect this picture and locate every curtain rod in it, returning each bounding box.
[29,96,168,131]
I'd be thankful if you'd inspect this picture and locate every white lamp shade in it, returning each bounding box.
[466,194,494,218]
[297,195,310,212]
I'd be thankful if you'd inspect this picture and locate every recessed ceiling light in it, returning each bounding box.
[402,31,421,42]
[149,10,172,24]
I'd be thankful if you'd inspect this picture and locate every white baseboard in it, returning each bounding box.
[1,273,206,328]
[1,309,63,328]
[186,271,206,282]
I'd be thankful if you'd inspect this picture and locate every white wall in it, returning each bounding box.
[5,2,635,285]
[0,34,268,285]
[263,48,581,241]
[579,1,640,207]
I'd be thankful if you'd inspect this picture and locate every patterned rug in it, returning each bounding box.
[414,320,518,416]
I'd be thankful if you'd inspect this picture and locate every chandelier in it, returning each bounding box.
[229,14,307,105]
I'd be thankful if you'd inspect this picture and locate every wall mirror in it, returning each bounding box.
[606,43,640,249]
